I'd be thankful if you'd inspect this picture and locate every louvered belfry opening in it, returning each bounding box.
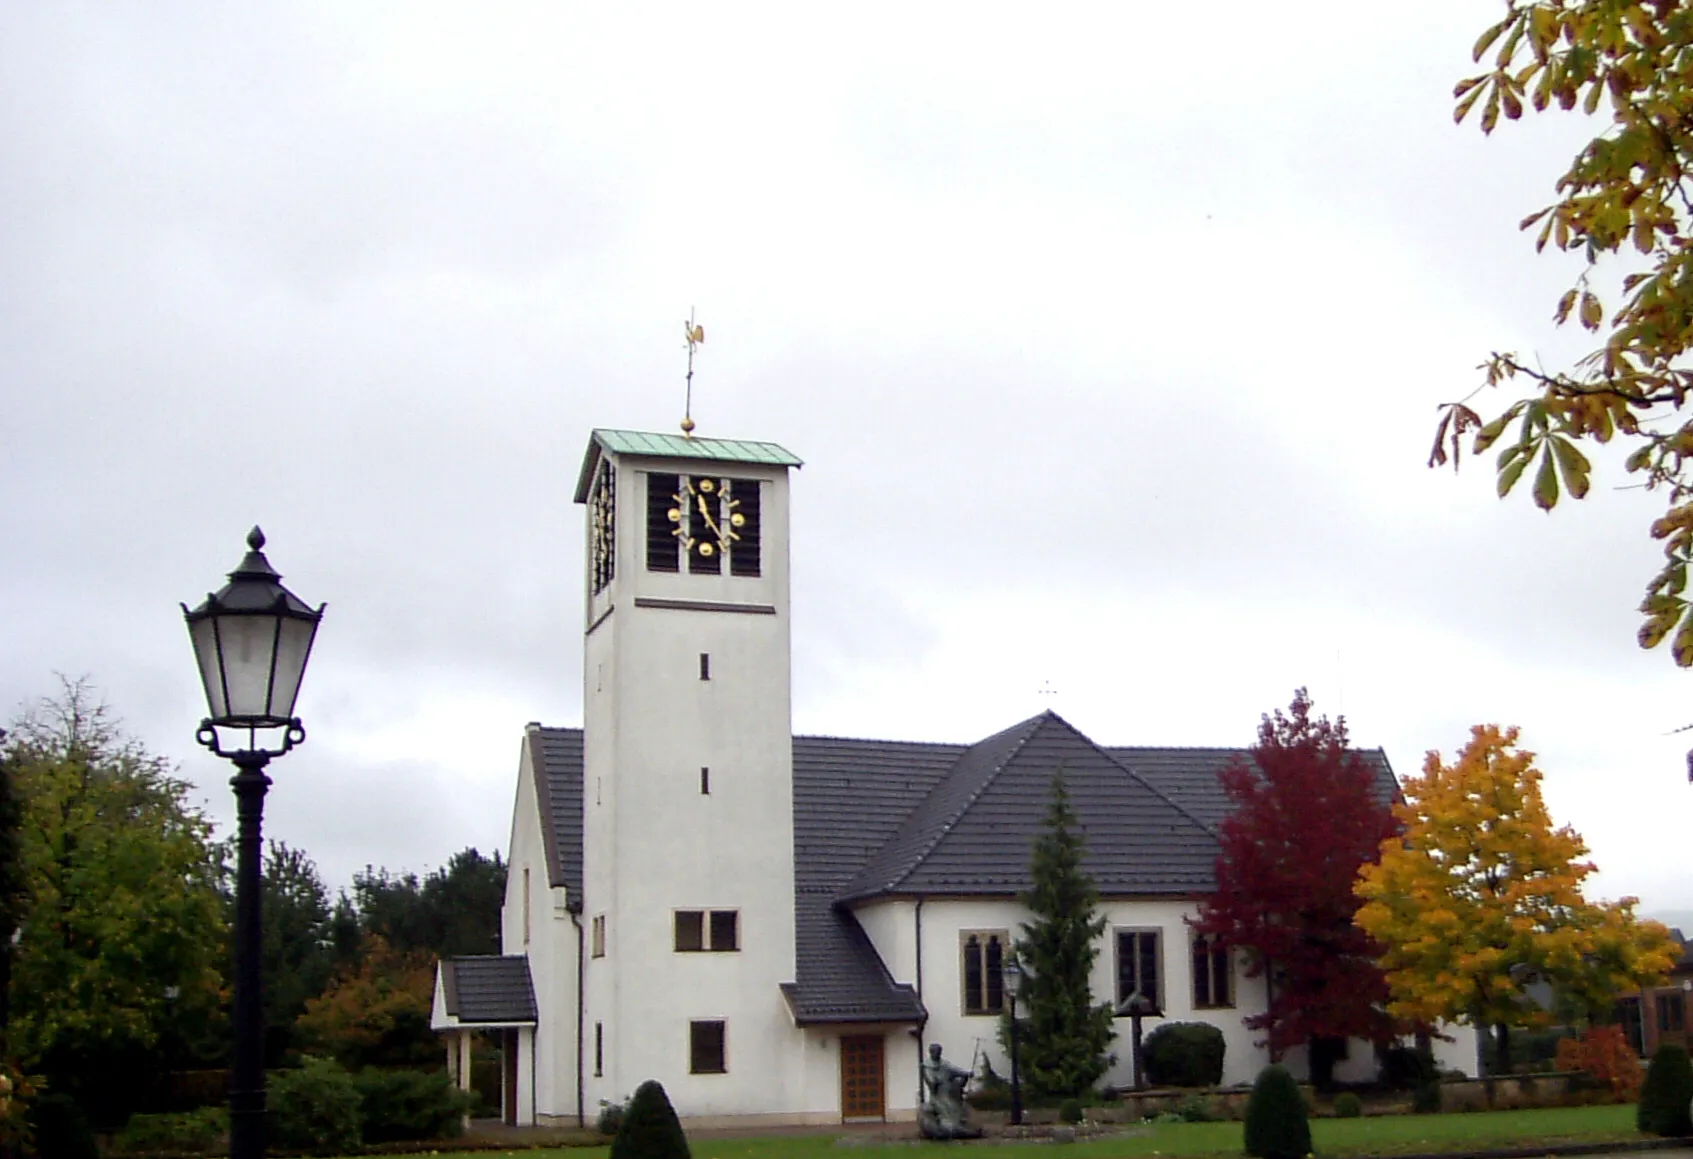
[646,472,680,572]
[729,478,761,577]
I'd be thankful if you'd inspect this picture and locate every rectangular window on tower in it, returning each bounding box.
[960,930,1008,1015]
[591,914,605,959]
[646,473,680,573]
[594,1022,604,1077]
[690,1020,727,1074]
[1116,928,1162,1011]
[674,909,739,952]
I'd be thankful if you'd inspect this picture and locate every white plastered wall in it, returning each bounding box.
[852,894,1461,1090]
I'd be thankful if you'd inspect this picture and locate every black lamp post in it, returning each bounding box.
[183,527,323,1159]
[1002,957,1024,1127]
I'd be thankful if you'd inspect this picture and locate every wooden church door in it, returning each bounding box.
[839,1035,885,1121]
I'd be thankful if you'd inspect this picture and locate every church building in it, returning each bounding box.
[430,427,1471,1128]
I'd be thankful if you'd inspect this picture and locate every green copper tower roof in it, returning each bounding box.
[575,428,803,502]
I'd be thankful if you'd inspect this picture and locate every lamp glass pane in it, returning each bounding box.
[217,613,280,719]
[268,615,318,719]
[188,617,229,719]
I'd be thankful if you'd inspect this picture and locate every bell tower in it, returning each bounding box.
[572,428,803,1117]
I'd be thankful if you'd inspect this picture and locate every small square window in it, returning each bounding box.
[690,1020,726,1074]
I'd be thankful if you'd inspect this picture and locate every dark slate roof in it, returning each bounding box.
[836,713,1219,903]
[527,726,583,908]
[785,735,968,1025]
[441,955,538,1024]
[1107,746,1401,833]
[521,712,1400,1023]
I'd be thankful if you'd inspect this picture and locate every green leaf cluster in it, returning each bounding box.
[268,1056,363,1154]
[1436,3,1693,668]
[1005,772,1115,1100]
[3,680,227,1106]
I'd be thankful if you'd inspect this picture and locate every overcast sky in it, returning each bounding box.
[5,3,1690,918]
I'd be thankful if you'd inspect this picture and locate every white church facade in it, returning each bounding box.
[430,427,1472,1128]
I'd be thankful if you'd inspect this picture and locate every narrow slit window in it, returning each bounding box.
[594,1023,604,1076]
[701,766,710,795]
[699,653,710,680]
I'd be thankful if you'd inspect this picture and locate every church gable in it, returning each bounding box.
[838,712,1221,903]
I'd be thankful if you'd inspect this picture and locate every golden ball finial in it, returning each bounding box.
[680,415,696,437]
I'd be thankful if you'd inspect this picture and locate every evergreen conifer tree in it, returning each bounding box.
[1638,1044,1693,1137]
[610,1080,690,1159]
[1005,771,1115,1099]
[1244,1064,1312,1159]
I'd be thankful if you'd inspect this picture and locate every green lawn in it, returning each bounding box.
[419,1102,1651,1159]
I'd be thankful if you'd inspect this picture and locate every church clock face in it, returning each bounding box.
[590,460,615,594]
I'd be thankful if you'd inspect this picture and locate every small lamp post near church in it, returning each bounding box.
[1002,957,1025,1126]
[183,527,324,1159]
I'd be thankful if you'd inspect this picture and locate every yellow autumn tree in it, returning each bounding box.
[1355,725,1675,1072]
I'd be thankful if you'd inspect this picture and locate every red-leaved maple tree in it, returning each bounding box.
[1191,689,1401,1087]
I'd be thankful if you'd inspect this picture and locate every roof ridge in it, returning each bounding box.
[794,733,965,748]
[860,713,1048,898]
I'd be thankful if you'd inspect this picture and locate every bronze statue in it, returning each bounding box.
[919,1042,982,1140]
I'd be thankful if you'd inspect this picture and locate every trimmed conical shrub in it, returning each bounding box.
[1638,1044,1693,1137]
[1244,1064,1311,1159]
[610,1080,691,1159]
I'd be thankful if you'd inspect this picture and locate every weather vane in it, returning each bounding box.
[681,310,704,438]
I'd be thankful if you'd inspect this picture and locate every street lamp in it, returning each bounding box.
[1002,957,1024,1127]
[183,527,324,1159]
